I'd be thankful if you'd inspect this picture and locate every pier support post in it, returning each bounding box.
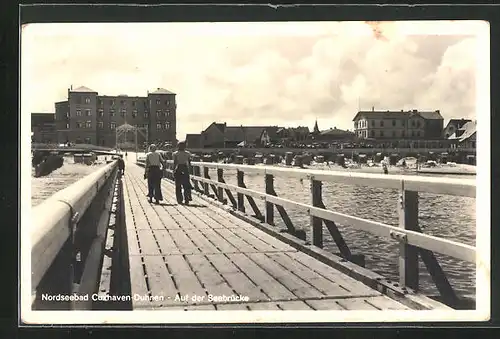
[265,174,275,226]
[193,166,201,192]
[237,170,245,213]
[397,186,419,291]
[216,168,224,203]
[203,167,209,196]
[310,178,323,248]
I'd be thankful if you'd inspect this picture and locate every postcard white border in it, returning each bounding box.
[20,20,490,324]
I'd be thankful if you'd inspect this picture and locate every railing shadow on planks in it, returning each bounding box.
[137,158,477,310]
[30,161,123,310]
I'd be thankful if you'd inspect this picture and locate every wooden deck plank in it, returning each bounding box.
[185,254,235,297]
[164,254,207,300]
[231,227,295,253]
[142,255,179,306]
[126,230,141,256]
[305,299,347,310]
[227,253,296,300]
[128,255,151,308]
[135,229,162,256]
[168,230,201,254]
[244,226,297,251]
[201,228,239,253]
[207,254,270,302]
[286,251,378,295]
[248,252,323,299]
[150,229,181,255]
[362,296,411,310]
[277,300,314,310]
[213,228,258,252]
[121,163,443,311]
[184,229,220,253]
[267,252,362,298]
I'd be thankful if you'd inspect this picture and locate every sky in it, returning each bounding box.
[21,21,487,141]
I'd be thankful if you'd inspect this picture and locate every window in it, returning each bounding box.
[65,112,70,118]
[144,112,149,118]
[156,99,161,105]
[402,131,405,137]
[121,109,126,117]
[111,99,115,106]
[165,100,170,106]
[85,109,91,116]
[144,124,149,130]
[65,123,70,129]
[85,97,90,104]
[156,110,162,117]
[84,137,91,144]
[98,121,104,129]
[156,123,162,130]
[76,109,82,116]
[411,131,415,137]
[402,120,405,127]
[164,109,170,117]
[110,122,116,130]
[132,100,136,107]
[392,120,396,126]
[110,109,115,117]
[76,121,83,128]
[370,130,375,137]
[392,131,396,137]
[120,100,125,105]
[416,120,421,128]
[380,120,384,127]
[380,131,384,137]
[371,120,375,127]
[98,109,104,117]
[86,121,92,128]
[412,120,416,127]
[165,122,170,129]
[99,99,103,105]
[417,131,420,137]
[132,109,137,118]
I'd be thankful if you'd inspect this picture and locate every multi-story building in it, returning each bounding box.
[31,113,57,143]
[54,86,177,147]
[352,108,444,140]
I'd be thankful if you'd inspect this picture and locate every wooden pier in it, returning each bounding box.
[29,154,477,315]
[122,162,457,311]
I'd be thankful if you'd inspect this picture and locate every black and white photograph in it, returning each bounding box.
[21,20,490,324]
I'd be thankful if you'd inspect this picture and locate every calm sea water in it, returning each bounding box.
[31,156,107,206]
[211,167,476,298]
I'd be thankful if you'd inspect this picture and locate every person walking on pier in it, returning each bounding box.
[144,144,165,204]
[173,142,192,205]
[117,155,125,176]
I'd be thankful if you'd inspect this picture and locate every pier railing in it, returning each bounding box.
[31,160,119,309]
[138,158,476,308]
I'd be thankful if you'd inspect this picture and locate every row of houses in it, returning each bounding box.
[185,110,476,150]
[184,121,357,149]
[352,108,476,149]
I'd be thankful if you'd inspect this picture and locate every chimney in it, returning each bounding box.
[372,106,374,112]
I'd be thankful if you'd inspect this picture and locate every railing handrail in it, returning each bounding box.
[158,160,475,198]
[31,161,118,290]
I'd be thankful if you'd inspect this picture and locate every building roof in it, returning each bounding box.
[31,113,55,127]
[70,86,97,93]
[150,87,176,95]
[352,110,443,121]
[319,127,353,136]
[445,118,472,130]
[448,121,476,142]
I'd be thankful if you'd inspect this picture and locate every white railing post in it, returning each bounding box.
[395,181,420,291]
